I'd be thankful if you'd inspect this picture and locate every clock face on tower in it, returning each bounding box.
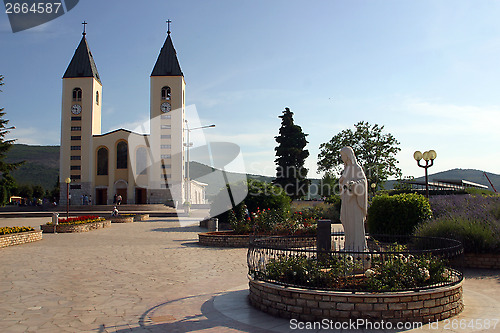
[160,102,171,113]
[71,104,82,115]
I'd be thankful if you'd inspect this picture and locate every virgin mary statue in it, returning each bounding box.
[339,146,368,252]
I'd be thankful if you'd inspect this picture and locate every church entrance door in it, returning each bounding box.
[96,188,107,205]
[135,188,147,204]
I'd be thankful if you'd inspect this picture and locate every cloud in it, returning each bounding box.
[7,127,59,145]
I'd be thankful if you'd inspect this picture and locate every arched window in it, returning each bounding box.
[136,147,147,175]
[97,147,108,175]
[161,86,171,100]
[116,141,128,169]
[72,88,82,101]
[96,91,99,105]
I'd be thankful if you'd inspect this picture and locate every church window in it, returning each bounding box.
[71,136,81,141]
[71,146,81,150]
[161,164,171,169]
[71,156,81,160]
[71,165,81,170]
[161,86,171,100]
[96,91,99,105]
[116,141,128,169]
[71,126,81,131]
[161,174,171,179]
[161,134,171,139]
[72,88,82,101]
[136,147,147,175]
[71,116,81,121]
[161,115,171,119]
[70,175,81,180]
[70,184,81,190]
[161,154,171,159]
[97,147,108,175]
[161,145,171,149]
[161,125,171,129]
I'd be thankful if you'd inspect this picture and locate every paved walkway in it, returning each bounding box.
[0,212,499,333]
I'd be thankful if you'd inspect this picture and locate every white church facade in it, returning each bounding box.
[59,24,206,206]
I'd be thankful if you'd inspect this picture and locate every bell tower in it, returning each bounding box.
[149,21,186,204]
[59,22,102,204]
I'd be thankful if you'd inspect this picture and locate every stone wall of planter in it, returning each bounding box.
[199,232,317,248]
[110,216,135,223]
[41,220,111,233]
[459,253,500,269]
[134,214,149,222]
[0,230,43,248]
[198,232,250,247]
[248,277,463,323]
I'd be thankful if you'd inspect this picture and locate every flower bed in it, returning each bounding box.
[0,230,42,248]
[1,226,35,235]
[41,215,110,233]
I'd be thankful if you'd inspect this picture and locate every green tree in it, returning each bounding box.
[18,184,33,199]
[0,75,22,205]
[317,121,401,187]
[32,184,44,199]
[273,107,310,199]
[319,172,338,198]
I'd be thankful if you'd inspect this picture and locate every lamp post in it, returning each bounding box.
[184,120,215,206]
[65,177,71,219]
[413,150,437,199]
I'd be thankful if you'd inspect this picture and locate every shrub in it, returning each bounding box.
[210,180,291,227]
[414,216,500,254]
[300,201,340,224]
[258,246,450,291]
[367,193,432,235]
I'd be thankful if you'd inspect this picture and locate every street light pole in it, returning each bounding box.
[65,177,71,219]
[184,121,215,205]
[413,150,437,199]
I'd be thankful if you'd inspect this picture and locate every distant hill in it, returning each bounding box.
[5,144,59,190]
[386,168,500,192]
[5,144,500,194]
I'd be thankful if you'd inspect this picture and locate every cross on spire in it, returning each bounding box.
[82,21,87,36]
[166,19,172,34]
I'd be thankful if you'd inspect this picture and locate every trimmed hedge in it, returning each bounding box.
[367,193,432,235]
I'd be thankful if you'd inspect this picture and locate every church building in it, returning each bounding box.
[59,23,205,206]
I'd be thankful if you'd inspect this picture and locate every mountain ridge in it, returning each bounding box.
[5,144,499,193]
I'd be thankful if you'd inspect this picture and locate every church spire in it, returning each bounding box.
[63,23,101,83]
[151,20,183,77]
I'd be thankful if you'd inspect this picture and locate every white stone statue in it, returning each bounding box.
[339,146,368,252]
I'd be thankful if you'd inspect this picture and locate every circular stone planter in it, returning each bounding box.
[41,220,111,233]
[248,275,464,323]
[133,214,150,222]
[198,232,317,248]
[110,216,135,223]
[199,231,250,248]
[0,230,43,248]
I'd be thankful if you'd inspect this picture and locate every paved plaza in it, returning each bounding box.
[0,211,499,333]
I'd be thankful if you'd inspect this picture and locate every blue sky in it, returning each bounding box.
[1,0,500,180]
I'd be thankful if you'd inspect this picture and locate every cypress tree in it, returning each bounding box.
[273,107,309,199]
